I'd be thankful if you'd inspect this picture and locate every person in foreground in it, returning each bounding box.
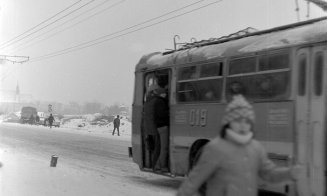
[176,95,301,196]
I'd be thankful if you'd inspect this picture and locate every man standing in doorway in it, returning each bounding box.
[144,85,169,172]
[153,87,169,172]
[112,115,120,136]
[144,85,161,170]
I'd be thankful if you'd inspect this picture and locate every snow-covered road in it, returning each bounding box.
[0,123,182,196]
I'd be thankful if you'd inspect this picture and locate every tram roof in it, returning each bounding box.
[135,16,327,72]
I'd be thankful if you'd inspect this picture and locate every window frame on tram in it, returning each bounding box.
[176,61,224,103]
[226,50,291,101]
[176,49,292,103]
[314,51,324,96]
[144,69,171,101]
[298,53,307,96]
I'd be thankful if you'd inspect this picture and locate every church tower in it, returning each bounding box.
[15,82,20,103]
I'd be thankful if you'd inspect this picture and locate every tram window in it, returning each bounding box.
[156,71,169,89]
[229,57,256,75]
[226,72,290,100]
[178,66,197,80]
[144,73,158,102]
[259,52,289,71]
[177,82,198,102]
[200,62,223,77]
[314,52,324,96]
[197,79,222,101]
[229,81,246,95]
[177,79,222,102]
[298,54,306,96]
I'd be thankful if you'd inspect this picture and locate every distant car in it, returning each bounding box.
[3,113,20,123]
[44,116,60,127]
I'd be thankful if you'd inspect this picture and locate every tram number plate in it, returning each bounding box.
[189,109,207,126]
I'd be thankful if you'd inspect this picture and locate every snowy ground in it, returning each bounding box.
[60,117,132,141]
[0,117,181,196]
[0,145,178,196]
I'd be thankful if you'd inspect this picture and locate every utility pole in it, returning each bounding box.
[0,55,29,82]
[0,55,29,64]
[0,55,29,101]
[0,54,30,84]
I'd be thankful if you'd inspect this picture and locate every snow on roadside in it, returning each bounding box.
[0,146,176,196]
[61,117,131,137]
[0,115,179,196]
[0,114,132,142]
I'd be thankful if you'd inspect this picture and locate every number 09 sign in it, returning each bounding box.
[189,109,207,126]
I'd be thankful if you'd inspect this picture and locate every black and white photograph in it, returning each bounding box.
[0,0,326,195]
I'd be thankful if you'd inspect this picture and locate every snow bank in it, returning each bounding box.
[0,113,20,123]
[0,113,132,141]
[59,114,131,140]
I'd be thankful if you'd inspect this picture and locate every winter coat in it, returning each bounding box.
[48,115,54,123]
[114,118,120,127]
[154,96,169,128]
[29,115,35,121]
[177,137,293,196]
[143,95,158,136]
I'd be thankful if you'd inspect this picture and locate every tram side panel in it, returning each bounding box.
[131,72,144,167]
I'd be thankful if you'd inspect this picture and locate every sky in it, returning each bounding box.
[0,0,326,106]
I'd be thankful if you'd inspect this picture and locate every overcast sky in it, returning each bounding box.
[0,0,326,106]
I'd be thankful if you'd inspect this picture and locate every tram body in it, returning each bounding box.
[132,17,327,196]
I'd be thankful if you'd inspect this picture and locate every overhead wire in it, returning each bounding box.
[0,0,83,49]
[10,0,125,54]
[11,0,201,54]
[31,0,219,62]
[0,0,96,51]
[31,0,223,62]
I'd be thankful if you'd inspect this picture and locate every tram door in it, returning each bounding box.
[296,46,326,196]
[142,69,170,170]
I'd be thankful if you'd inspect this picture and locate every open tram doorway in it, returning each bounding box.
[141,69,171,173]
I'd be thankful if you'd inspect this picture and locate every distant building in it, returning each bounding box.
[0,84,34,114]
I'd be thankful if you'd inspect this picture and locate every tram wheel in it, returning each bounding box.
[189,147,206,196]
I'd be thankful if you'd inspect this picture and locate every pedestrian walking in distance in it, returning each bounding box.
[48,114,54,129]
[112,115,120,136]
[176,95,302,196]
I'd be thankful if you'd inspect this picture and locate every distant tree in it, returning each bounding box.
[61,101,81,114]
[53,102,64,114]
[101,106,110,116]
[107,103,121,116]
[82,101,103,114]
[106,103,130,117]
[35,100,41,109]
[70,101,82,114]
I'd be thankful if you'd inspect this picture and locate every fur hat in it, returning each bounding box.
[221,95,255,125]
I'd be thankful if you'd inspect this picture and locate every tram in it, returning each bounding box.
[131,16,327,196]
